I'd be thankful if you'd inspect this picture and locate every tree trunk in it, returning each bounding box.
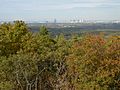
[35,77,38,90]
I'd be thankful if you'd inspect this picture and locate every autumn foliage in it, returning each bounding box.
[0,21,120,90]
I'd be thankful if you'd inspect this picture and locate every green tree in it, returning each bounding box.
[0,21,29,56]
[39,26,49,36]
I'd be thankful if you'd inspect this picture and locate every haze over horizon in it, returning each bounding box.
[0,0,120,21]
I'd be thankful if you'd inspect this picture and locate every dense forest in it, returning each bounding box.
[0,21,120,90]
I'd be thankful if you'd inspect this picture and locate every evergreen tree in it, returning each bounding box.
[39,25,49,35]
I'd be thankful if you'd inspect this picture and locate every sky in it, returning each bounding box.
[0,0,120,21]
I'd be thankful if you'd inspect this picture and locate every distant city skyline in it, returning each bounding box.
[0,0,120,21]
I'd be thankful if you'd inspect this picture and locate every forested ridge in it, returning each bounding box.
[0,21,120,90]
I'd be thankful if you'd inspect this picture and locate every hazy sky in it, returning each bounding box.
[0,0,120,21]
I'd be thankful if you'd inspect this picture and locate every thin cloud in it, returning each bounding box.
[32,2,120,10]
[1,0,120,11]
[15,2,120,12]
[26,1,120,11]
[73,0,119,3]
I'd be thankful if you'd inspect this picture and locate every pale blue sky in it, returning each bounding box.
[0,0,120,21]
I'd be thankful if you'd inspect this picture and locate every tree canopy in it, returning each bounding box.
[0,21,120,90]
